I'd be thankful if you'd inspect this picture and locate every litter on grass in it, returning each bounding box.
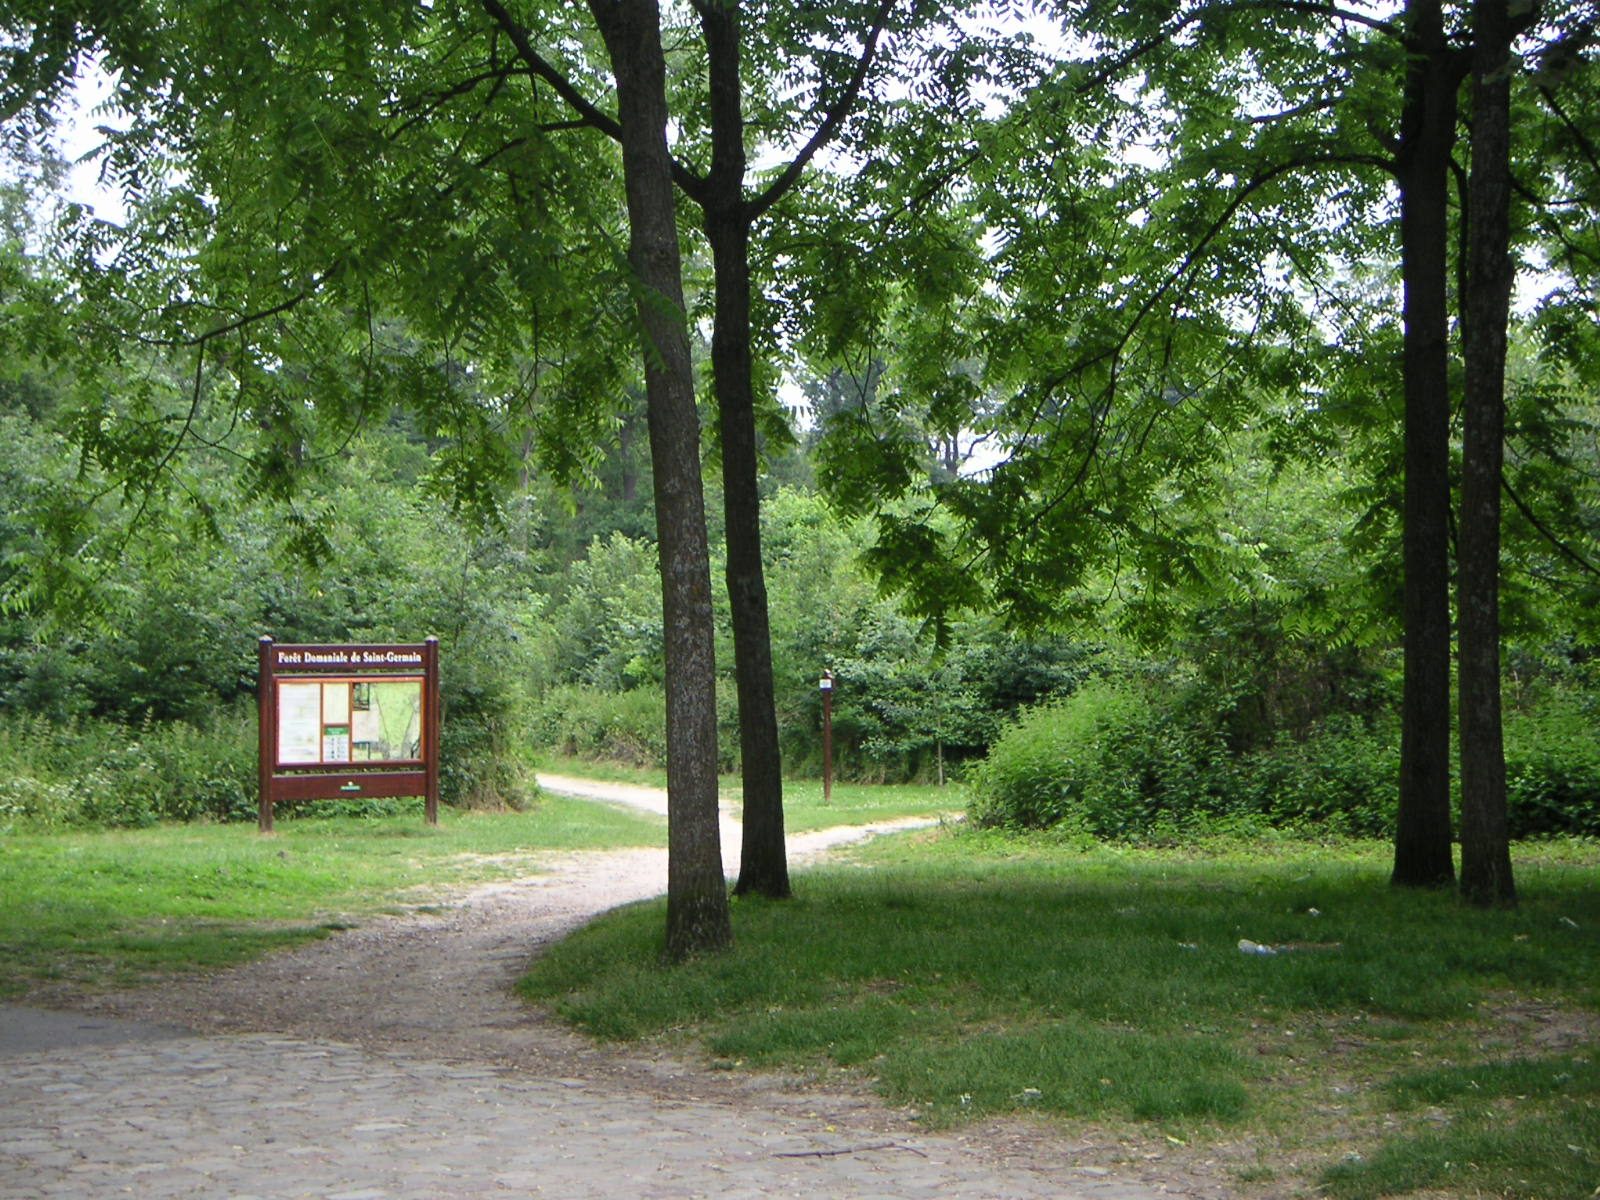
[1238,938,1343,956]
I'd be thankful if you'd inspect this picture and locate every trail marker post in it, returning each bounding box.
[820,670,834,806]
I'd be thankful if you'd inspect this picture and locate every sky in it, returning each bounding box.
[55,59,125,225]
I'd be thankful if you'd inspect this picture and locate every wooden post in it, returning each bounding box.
[424,636,441,826]
[257,636,275,833]
[820,670,834,806]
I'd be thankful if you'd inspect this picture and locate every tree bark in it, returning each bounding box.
[1458,0,1517,908]
[588,0,732,958]
[1392,0,1462,890]
[698,0,791,900]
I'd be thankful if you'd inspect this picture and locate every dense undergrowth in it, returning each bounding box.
[967,676,1600,841]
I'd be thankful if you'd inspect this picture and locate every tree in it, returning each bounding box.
[1456,0,1519,907]
[479,0,928,899]
[796,0,1595,894]
[1392,0,1465,889]
[586,0,732,956]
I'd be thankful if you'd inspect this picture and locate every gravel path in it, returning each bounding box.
[1,777,1210,1199]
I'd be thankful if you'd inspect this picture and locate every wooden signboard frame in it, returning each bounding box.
[257,637,441,831]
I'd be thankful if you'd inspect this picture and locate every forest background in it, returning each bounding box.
[1,0,1598,862]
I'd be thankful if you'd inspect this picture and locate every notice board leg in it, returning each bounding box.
[425,636,440,826]
[258,636,275,833]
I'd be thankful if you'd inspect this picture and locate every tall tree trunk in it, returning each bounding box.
[699,0,790,899]
[1393,0,1461,890]
[589,0,732,959]
[1458,0,1518,908]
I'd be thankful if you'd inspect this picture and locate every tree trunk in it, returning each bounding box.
[1458,0,1517,908]
[589,0,732,958]
[699,0,790,900]
[1392,0,1460,890]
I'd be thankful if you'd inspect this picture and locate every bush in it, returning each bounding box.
[0,711,257,828]
[1505,688,1600,838]
[438,674,534,811]
[528,685,669,766]
[967,682,1151,834]
[1237,714,1398,838]
[968,679,1400,841]
[0,679,537,828]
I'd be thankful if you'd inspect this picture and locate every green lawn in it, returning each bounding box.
[749,778,963,832]
[521,829,1600,1200]
[537,757,962,831]
[0,796,663,997]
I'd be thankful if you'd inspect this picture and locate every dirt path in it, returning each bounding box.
[10,778,1227,1198]
[49,776,950,1118]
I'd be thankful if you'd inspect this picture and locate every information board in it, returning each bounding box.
[257,638,440,831]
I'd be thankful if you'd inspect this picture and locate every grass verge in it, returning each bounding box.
[537,758,962,832]
[0,795,663,997]
[519,828,1600,1199]
[537,755,669,789]
[773,779,964,832]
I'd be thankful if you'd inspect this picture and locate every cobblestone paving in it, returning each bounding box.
[3,782,1189,1199]
[1,1013,1164,1199]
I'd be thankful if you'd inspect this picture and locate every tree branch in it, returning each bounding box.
[747,0,898,221]
[476,0,709,201]
[1538,85,1600,183]
[477,0,623,139]
[386,64,530,141]
[1502,474,1600,578]
[1073,0,1398,95]
[138,268,337,349]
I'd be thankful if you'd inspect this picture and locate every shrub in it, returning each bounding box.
[528,685,669,766]
[439,674,533,811]
[968,679,1400,841]
[967,682,1154,835]
[0,710,257,827]
[1505,688,1600,838]
[1238,714,1398,838]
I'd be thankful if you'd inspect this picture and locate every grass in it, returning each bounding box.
[0,795,663,997]
[520,828,1600,1199]
[769,778,964,832]
[537,755,669,789]
[537,757,962,832]
[11,759,1596,1199]
[1321,1052,1600,1199]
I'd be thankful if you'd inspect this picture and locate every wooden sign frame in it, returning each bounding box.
[257,637,441,831]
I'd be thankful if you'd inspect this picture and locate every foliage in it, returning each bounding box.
[535,533,664,692]
[967,676,1403,840]
[524,486,1094,783]
[1503,684,1600,838]
[2,2,1598,851]
[969,668,1600,843]
[0,710,256,828]
[528,684,671,769]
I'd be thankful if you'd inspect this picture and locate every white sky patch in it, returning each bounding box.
[56,58,127,225]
